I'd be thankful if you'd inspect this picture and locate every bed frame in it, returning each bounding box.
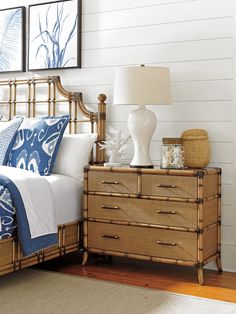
[0,76,106,276]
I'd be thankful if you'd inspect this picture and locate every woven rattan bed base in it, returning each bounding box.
[0,221,80,276]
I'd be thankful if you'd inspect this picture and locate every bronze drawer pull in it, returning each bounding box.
[101,180,120,185]
[156,240,176,246]
[157,210,176,215]
[157,184,176,188]
[102,234,120,240]
[101,205,120,210]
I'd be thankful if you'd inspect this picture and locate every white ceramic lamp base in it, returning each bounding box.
[128,104,156,168]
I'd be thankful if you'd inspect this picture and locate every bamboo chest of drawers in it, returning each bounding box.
[82,166,222,285]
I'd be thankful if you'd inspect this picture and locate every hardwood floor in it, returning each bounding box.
[37,252,236,303]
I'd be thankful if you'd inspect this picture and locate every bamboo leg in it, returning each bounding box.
[217,170,222,273]
[82,251,88,266]
[216,254,223,272]
[197,266,204,285]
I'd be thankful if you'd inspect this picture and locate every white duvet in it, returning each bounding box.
[0,166,57,238]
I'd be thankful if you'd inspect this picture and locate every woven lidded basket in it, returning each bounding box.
[181,129,210,168]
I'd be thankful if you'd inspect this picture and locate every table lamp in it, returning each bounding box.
[113,65,171,168]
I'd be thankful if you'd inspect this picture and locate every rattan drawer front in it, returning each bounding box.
[88,171,138,194]
[88,222,197,261]
[88,195,198,228]
[142,175,198,198]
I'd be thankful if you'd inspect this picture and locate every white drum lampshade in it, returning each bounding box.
[113,65,171,168]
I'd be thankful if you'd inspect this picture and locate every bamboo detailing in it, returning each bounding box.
[0,221,80,276]
[0,76,107,276]
[216,170,222,272]
[83,166,221,285]
[86,165,220,176]
[87,247,197,267]
[96,94,107,164]
[87,217,199,233]
[0,76,106,164]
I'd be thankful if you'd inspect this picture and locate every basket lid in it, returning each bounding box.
[181,129,208,140]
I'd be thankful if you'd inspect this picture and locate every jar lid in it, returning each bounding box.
[162,138,183,145]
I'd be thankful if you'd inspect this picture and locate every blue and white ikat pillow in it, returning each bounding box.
[7,116,69,176]
[0,118,23,165]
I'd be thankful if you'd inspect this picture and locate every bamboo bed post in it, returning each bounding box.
[96,94,107,164]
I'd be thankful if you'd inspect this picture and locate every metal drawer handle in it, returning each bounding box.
[157,210,176,215]
[101,205,120,210]
[101,181,120,185]
[102,234,120,240]
[156,240,176,246]
[157,184,176,188]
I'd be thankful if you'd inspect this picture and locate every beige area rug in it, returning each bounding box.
[0,269,235,314]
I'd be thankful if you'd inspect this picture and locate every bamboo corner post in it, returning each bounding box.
[96,94,107,164]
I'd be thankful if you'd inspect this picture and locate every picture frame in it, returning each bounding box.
[0,7,26,73]
[28,0,81,71]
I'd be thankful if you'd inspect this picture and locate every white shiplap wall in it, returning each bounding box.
[0,0,236,271]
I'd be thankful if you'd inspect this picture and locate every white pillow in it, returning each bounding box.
[53,133,98,181]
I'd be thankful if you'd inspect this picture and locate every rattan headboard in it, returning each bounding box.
[0,76,106,164]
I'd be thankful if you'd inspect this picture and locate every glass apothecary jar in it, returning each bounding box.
[160,138,184,169]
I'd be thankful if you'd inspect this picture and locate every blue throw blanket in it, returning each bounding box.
[0,174,58,256]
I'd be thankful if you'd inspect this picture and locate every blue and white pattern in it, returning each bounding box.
[0,118,23,165]
[0,184,17,239]
[0,174,57,255]
[8,116,69,176]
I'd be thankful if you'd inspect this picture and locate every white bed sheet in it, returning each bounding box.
[44,174,84,225]
[0,166,57,238]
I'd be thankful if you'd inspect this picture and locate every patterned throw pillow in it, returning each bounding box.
[7,116,69,176]
[0,118,23,165]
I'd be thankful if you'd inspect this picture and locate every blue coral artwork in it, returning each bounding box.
[28,0,80,70]
[0,7,25,73]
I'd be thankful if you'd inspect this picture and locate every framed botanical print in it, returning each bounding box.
[0,7,26,73]
[28,0,81,71]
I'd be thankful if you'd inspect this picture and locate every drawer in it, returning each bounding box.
[88,222,197,262]
[88,171,138,194]
[88,195,198,228]
[142,175,198,198]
